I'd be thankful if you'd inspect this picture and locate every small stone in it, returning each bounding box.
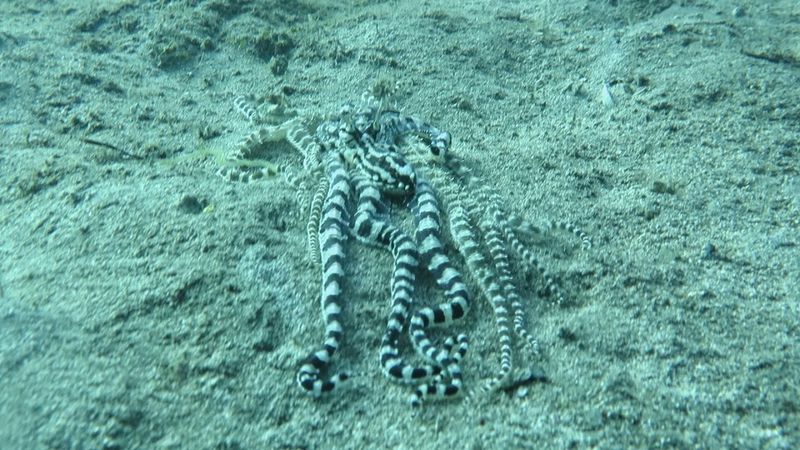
[176,195,205,214]
[701,242,717,260]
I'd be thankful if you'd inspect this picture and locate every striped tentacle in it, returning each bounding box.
[306,175,329,266]
[217,126,282,182]
[500,223,567,306]
[285,118,323,172]
[479,191,567,306]
[221,117,313,183]
[377,111,452,161]
[353,132,416,198]
[499,196,592,251]
[234,95,262,124]
[449,203,514,392]
[296,153,352,396]
[410,333,469,407]
[482,197,541,350]
[350,175,441,385]
[547,219,593,250]
[408,175,471,407]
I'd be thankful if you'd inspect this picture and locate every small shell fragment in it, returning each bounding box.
[600,83,615,108]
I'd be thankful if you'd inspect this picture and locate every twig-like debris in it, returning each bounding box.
[81,137,143,160]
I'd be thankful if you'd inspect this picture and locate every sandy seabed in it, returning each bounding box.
[1,1,798,449]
